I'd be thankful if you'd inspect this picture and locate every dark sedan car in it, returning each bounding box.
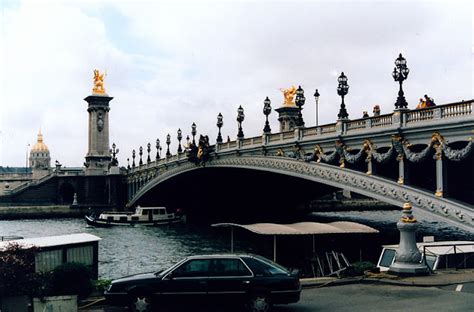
[104,254,301,312]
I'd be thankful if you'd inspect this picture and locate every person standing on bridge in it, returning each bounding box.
[373,105,380,116]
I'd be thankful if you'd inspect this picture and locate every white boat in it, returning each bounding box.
[377,240,474,272]
[85,206,184,227]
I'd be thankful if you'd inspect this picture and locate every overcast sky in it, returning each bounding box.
[0,0,473,168]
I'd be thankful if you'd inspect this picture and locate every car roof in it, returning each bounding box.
[184,253,257,260]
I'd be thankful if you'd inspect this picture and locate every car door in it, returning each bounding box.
[207,257,253,304]
[160,258,210,305]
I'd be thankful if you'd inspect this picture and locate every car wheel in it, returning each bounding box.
[129,294,152,312]
[247,295,272,312]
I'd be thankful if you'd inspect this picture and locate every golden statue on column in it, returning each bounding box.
[280,86,296,106]
[92,69,106,95]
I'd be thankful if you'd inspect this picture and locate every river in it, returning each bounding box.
[0,210,471,280]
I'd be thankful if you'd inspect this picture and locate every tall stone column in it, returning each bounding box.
[397,154,408,185]
[389,203,428,275]
[434,143,445,197]
[84,94,113,175]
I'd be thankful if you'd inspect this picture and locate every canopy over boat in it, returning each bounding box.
[212,221,379,262]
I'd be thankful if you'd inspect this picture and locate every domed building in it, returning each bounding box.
[29,129,51,170]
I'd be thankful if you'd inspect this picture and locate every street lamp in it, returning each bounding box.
[25,143,30,173]
[177,128,183,153]
[295,86,306,127]
[263,97,272,134]
[132,149,136,168]
[156,138,161,160]
[337,72,349,120]
[237,105,245,139]
[191,122,197,145]
[392,53,410,109]
[147,142,151,163]
[216,113,223,144]
[110,142,119,166]
[139,146,143,166]
[314,89,320,126]
[186,135,190,147]
[166,133,171,158]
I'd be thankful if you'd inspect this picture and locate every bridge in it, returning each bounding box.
[126,100,474,231]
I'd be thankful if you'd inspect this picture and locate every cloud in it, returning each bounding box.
[0,0,472,167]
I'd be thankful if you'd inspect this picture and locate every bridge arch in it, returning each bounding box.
[129,155,474,232]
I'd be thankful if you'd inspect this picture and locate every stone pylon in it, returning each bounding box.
[389,202,429,275]
[84,94,113,175]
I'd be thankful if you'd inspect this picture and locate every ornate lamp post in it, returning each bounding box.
[139,146,143,166]
[216,113,223,144]
[147,142,151,163]
[166,133,171,158]
[295,86,306,127]
[156,138,161,160]
[392,53,410,109]
[127,158,130,170]
[237,105,245,139]
[132,149,136,168]
[191,122,197,145]
[263,97,272,134]
[337,72,349,120]
[177,129,183,153]
[186,135,190,147]
[110,142,119,166]
[314,89,320,126]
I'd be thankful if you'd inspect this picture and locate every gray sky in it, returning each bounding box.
[1,0,473,167]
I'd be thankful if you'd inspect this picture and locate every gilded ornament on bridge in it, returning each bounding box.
[92,69,106,95]
[280,86,297,106]
[400,202,417,223]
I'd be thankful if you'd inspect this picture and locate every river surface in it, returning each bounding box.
[0,210,472,279]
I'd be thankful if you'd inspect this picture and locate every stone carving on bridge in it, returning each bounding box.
[430,132,474,162]
[287,144,305,160]
[187,135,213,165]
[276,148,285,157]
[308,144,338,164]
[280,86,297,105]
[92,69,106,95]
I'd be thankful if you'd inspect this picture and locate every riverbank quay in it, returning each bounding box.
[308,198,398,212]
[301,268,474,288]
[78,269,474,311]
[0,205,89,219]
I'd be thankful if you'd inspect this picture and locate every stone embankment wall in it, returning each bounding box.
[309,199,398,212]
[0,205,88,219]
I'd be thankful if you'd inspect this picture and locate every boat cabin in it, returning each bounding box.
[99,206,171,222]
[0,233,101,279]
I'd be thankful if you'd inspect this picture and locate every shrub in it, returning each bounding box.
[0,243,38,297]
[94,279,112,293]
[345,261,376,276]
[49,262,93,299]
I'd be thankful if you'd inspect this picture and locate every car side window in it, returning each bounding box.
[171,259,211,278]
[211,259,252,277]
[242,256,287,276]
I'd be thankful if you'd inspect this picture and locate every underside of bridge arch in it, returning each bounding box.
[445,142,474,204]
[135,167,337,224]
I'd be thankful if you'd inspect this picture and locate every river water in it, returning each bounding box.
[0,210,472,280]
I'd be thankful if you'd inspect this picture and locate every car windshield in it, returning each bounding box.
[155,257,188,277]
